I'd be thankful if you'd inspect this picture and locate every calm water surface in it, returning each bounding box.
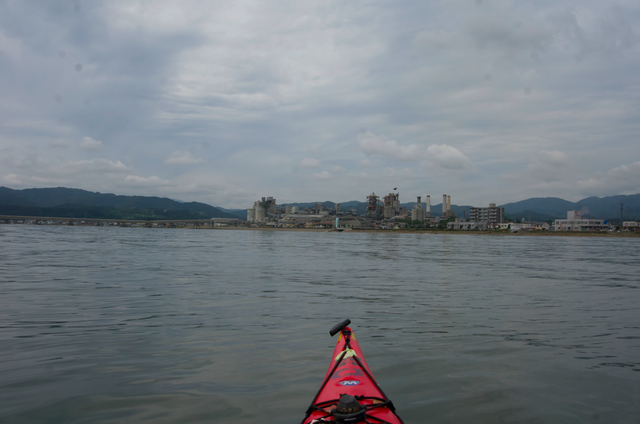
[1,225,639,423]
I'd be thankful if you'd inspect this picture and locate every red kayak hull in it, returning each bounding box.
[302,326,403,423]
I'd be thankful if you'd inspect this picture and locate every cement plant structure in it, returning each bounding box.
[247,196,278,222]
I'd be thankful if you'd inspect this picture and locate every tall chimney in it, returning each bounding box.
[447,195,451,213]
[442,194,447,217]
[417,196,421,208]
[426,195,431,217]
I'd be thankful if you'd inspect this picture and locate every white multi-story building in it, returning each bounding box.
[469,203,505,223]
[554,210,608,231]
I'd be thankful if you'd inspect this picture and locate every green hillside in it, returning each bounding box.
[502,194,640,221]
[0,187,240,220]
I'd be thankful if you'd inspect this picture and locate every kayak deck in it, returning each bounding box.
[301,322,404,424]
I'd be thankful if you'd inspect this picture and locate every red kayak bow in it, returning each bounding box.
[301,319,404,424]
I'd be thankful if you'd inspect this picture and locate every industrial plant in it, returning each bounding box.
[245,191,466,229]
[241,193,621,232]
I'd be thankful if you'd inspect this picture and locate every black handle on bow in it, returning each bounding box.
[329,319,351,337]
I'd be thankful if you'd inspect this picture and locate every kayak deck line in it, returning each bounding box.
[301,319,404,424]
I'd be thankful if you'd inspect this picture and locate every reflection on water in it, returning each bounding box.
[1,226,639,423]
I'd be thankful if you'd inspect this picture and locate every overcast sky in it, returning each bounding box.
[1,0,638,208]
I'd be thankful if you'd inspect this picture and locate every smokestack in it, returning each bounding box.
[426,195,431,217]
[447,195,451,213]
[442,194,447,217]
[417,196,421,208]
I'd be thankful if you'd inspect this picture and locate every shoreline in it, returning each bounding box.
[214,227,640,237]
[3,218,638,238]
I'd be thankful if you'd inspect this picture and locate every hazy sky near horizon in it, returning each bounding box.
[1,0,639,208]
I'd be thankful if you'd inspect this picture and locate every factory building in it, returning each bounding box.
[411,196,425,221]
[366,193,381,216]
[469,203,505,223]
[383,192,401,219]
[247,196,278,222]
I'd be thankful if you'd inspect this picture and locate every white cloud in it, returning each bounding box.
[312,170,332,180]
[0,173,23,186]
[299,158,320,169]
[70,159,130,173]
[123,175,171,187]
[425,144,474,171]
[79,137,103,150]
[358,131,473,171]
[358,131,422,162]
[578,161,640,196]
[360,159,372,167]
[164,151,204,165]
[331,165,345,173]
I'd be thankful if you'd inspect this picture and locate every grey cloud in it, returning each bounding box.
[527,150,571,183]
[468,15,554,53]
[547,5,638,61]
[49,139,70,148]
[1,1,639,208]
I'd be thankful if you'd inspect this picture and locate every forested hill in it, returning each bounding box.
[501,194,640,221]
[0,187,240,220]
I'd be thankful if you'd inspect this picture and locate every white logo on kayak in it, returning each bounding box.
[340,380,361,386]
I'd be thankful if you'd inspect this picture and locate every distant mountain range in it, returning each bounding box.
[2,186,638,222]
[0,187,239,220]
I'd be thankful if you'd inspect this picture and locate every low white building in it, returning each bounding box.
[447,218,487,230]
[211,218,240,227]
[623,221,639,230]
[338,218,362,228]
[553,211,608,231]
